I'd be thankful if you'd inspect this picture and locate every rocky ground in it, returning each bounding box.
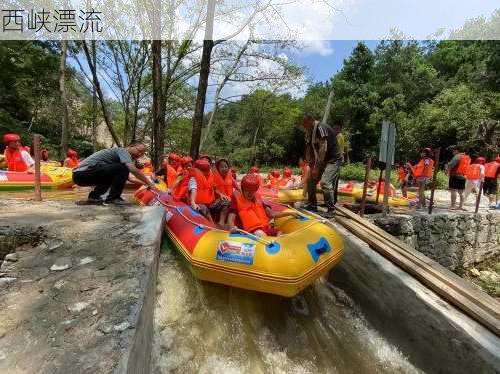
[0,198,163,373]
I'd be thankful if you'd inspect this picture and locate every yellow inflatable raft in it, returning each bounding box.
[0,164,74,190]
[352,190,418,207]
[135,189,344,297]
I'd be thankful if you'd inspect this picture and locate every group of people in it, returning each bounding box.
[1,133,81,172]
[397,147,500,210]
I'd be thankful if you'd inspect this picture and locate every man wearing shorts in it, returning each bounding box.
[446,147,470,210]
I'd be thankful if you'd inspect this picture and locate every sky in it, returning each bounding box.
[287,40,378,83]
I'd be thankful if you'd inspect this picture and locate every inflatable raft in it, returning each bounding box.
[259,181,359,203]
[135,188,344,297]
[0,165,74,191]
[352,190,417,207]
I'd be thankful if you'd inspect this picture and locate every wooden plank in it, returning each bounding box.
[336,206,500,317]
[334,214,500,336]
[300,206,500,337]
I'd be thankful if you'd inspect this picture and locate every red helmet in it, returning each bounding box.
[3,133,20,144]
[169,153,180,161]
[283,168,292,178]
[194,159,211,172]
[67,148,77,158]
[241,174,260,192]
[272,170,281,178]
[250,166,259,174]
[182,156,193,166]
[476,157,486,164]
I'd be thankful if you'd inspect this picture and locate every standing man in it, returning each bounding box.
[300,114,342,218]
[483,156,500,208]
[445,147,470,210]
[72,142,155,205]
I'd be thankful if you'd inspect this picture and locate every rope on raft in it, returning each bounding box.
[148,189,329,246]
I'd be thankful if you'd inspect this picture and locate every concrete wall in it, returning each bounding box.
[371,212,499,271]
[330,226,500,374]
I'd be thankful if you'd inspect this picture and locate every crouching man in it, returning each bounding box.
[72,142,155,205]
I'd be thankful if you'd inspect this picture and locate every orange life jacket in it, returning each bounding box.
[65,157,79,169]
[465,164,482,180]
[268,175,281,189]
[413,158,434,178]
[165,164,178,187]
[484,162,499,179]
[172,169,193,201]
[397,167,406,182]
[193,169,215,204]
[234,192,269,232]
[4,148,28,172]
[453,154,470,176]
[213,170,233,197]
[278,176,292,187]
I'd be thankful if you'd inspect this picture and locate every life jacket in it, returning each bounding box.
[172,168,193,201]
[278,176,293,187]
[65,157,79,169]
[165,165,178,187]
[213,170,233,197]
[465,164,482,180]
[234,191,270,232]
[484,162,499,179]
[193,169,215,204]
[452,154,470,176]
[413,158,434,178]
[268,174,281,189]
[4,148,28,172]
[397,167,406,182]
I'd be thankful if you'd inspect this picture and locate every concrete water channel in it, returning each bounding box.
[0,191,499,373]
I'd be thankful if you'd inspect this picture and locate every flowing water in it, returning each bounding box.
[153,242,422,374]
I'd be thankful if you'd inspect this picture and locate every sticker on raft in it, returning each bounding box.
[0,171,7,181]
[216,241,255,265]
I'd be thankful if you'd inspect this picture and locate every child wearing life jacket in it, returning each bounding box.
[483,156,500,208]
[279,167,295,188]
[213,158,239,227]
[63,148,80,169]
[155,155,178,188]
[171,156,193,199]
[266,169,281,189]
[3,133,34,172]
[227,174,300,237]
[188,159,230,226]
[463,157,486,204]
[397,161,414,198]
[412,148,435,209]
[249,166,263,187]
[446,147,470,210]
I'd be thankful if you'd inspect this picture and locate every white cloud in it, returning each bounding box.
[302,40,334,56]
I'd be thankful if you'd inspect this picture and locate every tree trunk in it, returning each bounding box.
[91,40,97,151]
[190,0,216,159]
[151,39,165,169]
[82,41,122,147]
[59,40,70,161]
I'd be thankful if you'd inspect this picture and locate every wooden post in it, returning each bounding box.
[376,166,383,203]
[360,157,372,217]
[383,161,392,215]
[33,134,42,201]
[475,181,483,214]
[428,148,441,214]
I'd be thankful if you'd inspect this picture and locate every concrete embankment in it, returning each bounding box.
[331,225,500,373]
[371,211,499,271]
[0,200,164,374]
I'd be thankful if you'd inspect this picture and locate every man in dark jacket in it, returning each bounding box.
[300,114,342,218]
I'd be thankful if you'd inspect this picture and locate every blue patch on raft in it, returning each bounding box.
[307,237,331,262]
[194,226,204,235]
[265,242,281,255]
[189,207,202,217]
[298,215,309,222]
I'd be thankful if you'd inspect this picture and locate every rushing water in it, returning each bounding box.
[152,242,421,374]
